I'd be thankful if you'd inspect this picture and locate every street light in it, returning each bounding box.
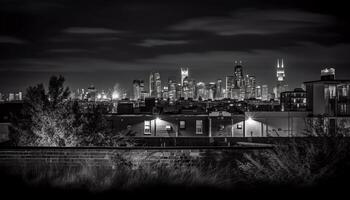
[246,116,254,124]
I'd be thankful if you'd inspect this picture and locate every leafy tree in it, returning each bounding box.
[10,75,135,147]
[11,75,80,147]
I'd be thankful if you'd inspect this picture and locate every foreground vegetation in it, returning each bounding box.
[1,139,350,195]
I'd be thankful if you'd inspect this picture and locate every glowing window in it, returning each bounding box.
[144,120,151,135]
[179,121,186,129]
[196,120,203,134]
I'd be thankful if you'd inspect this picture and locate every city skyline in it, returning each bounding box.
[1,0,350,94]
[0,59,339,99]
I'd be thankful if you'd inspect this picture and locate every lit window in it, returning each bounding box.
[144,120,151,135]
[329,85,336,99]
[237,124,242,129]
[165,125,172,131]
[179,120,186,129]
[196,120,203,134]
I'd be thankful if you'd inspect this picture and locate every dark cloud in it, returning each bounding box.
[170,9,335,36]
[0,35,27,44]
[62,27,123,35]
[137,39,189,47]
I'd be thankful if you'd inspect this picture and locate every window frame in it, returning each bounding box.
[144,120,151,135]
[179,120,186,129]
[195,120,203,134]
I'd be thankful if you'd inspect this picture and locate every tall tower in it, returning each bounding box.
[276,59,285,82]
[133,80,141,100]
[149,72,161,98]
[234,64,243,88]
[154,72,162,99]
[149,73,155,97]
[274,59,288,101]
[181,68,189,86]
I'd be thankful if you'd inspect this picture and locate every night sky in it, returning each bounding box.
[0,0,349,95]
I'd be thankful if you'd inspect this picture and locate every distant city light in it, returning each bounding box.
[112,91,120,100]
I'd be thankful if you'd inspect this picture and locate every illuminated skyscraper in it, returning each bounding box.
[181,68,189,86]
[262,85,269,101]
[225,76,234,99]
[176,83,182,99]
[8,93,14,101]
[207,82,216,100]
[234,63,244,88]
[133,80,142,100]
[216,79,223,99]
[162,86,169,100]
[277,59,285,81]
[249,76,256,99]
[155,73,162,99]
[140,80,145,94]
[149,73,155,97]
[168,79,177,102]
[255,85,262,100]
[149,72,162,98]
[274,59,288,100]
[196,82,207,100]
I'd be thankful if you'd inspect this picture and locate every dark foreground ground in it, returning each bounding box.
[0,174,348,200]
[2,138,350,199]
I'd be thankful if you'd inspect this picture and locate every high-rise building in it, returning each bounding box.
[182,76,189,99]
[188,78,196,99]
[262,85,269,101]
[140,80,145,94]
[176,83,182,100]
[244,74,250,99]
[233,62,245,100]
[276,59,285,82]
[149,73,155,97]
[196,82,207,100]
[216,79,223,99]
[234,63,244,88]
[168,79,177,102]
[225,76,234,99]
[255,85,262,100]
[133,80,142,100]
[149,72,161,98]
[274,59,288,100]
[244,75,256,99]
[162,86,169,100]
[181,68,189,86]
[207,82,216,100]
[155,73,162,99]
[8,93,14,101]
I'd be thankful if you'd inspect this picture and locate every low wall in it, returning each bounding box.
[0,146,273,169]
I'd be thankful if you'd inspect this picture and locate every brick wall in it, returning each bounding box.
[0,147,270,169]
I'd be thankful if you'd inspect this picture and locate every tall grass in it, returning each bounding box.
[2,140,350,192]
[4,153,232,192]
[237,138,350,187]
